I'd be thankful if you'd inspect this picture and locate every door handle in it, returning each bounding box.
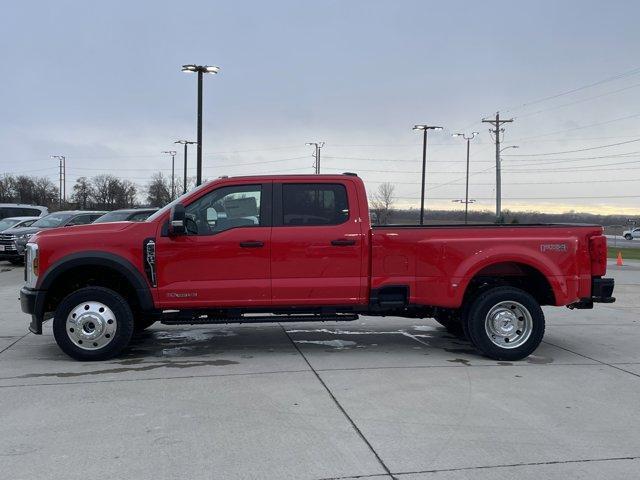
[239,241,264,248]
[331,238,356,246]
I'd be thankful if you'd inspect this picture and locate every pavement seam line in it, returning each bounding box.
[316,455,640,479]
[280,324,397,480]
[542,340,640,379]
[0,332,30,357]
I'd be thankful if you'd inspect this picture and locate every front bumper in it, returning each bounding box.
[569,277,615,309]
[20,285,47,334]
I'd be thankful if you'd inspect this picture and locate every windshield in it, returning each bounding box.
[0,219,20,230]
[146,182,212,222]
[93,211,133,223]
[31,213,74,228]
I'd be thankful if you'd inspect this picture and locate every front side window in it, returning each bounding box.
[282,183,349,226]
[185,184,262,235]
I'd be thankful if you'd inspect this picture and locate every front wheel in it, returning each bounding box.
[53,287,134,361]
[625,234,633,241]
[463,286,545,361]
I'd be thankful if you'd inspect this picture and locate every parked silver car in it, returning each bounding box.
[0,217,40,264]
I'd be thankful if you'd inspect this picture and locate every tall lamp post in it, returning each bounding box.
[452,132,479,224]
[162,150,177,199]
[497,145,519,221]
[181,64,220,186]
[305,142,325,174]
[51,155,66,207]
[175,140,196,194]
[413,125,442,225]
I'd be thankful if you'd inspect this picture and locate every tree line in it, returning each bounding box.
[0,173,196,211]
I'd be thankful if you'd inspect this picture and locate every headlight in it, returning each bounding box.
[25,243,39,288]
[17,233,32,240]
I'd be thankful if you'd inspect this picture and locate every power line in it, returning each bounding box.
[511,112,640,142]
[504,137,640,157]
[513,80,640,120]
[503,65,640,113]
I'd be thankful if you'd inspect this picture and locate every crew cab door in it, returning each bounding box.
[154,182,272,308]
[270,180,366,305]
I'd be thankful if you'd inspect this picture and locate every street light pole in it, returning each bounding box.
[413,125,442,225]
[175,140,196,194]
[305,142,325,174]
[452,132,479,224]
[162,150,177,199]
[181,64,220,186]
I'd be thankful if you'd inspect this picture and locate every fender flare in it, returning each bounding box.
[38,251,154,311]
[453,252,564,306]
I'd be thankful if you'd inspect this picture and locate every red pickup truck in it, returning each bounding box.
[20,174,614,361]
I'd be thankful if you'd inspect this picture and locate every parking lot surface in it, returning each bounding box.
[1,261,640,479]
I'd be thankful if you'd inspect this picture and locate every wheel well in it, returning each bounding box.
[464,262,555,306]
[44,265,141,316]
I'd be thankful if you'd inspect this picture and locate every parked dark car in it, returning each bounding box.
[93,208,157,224]
[5,211,106,263]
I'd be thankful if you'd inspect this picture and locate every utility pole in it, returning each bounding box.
[162,151,177,199]
[452,132,479,224]
[305,142,325,174]
[482,112,513,222]
[51,155,66,207]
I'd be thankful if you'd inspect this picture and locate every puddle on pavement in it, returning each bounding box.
[447,358,471,365]
[11,359,239,379]
[294,339,357,349]
[526,355,554,364]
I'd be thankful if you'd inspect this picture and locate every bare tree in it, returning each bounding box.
[72,177,93,209]
[32,177,59,208]
[369,182,396,225]
[146,173,172,207]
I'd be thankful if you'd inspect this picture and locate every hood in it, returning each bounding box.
[4,226,43,236]
[34,221,143,240]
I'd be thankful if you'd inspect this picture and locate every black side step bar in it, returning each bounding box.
[161,313,359,326]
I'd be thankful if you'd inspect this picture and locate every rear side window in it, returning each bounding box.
[282,183,349,226]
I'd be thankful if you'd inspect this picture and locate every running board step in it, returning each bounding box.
[160,313,359,325]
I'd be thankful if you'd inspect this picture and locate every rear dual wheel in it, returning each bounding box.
[463,286,545,361]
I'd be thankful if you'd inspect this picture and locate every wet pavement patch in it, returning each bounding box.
[9,359,239,379]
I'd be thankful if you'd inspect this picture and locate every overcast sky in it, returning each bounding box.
[2,0,640,214]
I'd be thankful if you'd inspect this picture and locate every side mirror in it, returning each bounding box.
[169,203,186,235]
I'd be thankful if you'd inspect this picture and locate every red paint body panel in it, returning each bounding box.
[31,174,606,312]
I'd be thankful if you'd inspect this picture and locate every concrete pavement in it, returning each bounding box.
[1,261,639,479]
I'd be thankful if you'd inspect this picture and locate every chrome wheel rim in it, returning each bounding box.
[66,301,117,350]
[484,301,533,349]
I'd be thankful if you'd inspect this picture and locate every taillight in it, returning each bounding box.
[589,235,607,277]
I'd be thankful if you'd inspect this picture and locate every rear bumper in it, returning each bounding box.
[569,277,615,309]
[20,285,47,334]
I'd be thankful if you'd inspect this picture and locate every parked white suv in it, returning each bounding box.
[0,204,48,220]
[623,227,640,241]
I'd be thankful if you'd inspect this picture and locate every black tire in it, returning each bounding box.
[434,311,466,338]
[134,316,157,332]
[462,286,545,361]
[625,234,633,241]
[9,259,24,266]
[53,287,135,361]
